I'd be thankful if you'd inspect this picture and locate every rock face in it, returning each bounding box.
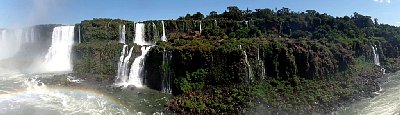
[143,38,357,94]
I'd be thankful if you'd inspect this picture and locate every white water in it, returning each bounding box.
[371,45,380,66]
[161,21,167,42]
[134,23,151,45]
[119,25,126,44]
[239,45,253,82]
[115,45,135,84]
[116,45,128,83]
[78,25,81,44]
[115,22,154,88]
[199,21,202,33]
[339,72,400,114]
[161,48,172,94]
[257,47,265,79]
[0,73,131,115]
[42,26,75,72]
[30,28,35,43]
[0,28,36,60]
[125,46,153,88]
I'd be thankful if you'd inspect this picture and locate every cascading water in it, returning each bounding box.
[126,46,153,88]
[134,23,151,45]
[257,46,265,79]
[115,45,135,84]
[161,48,172,94]
[152,22,159,41]
[78,25,81,43]
[119,25,126,44]
[115,23,154,88]
[338,71,400,114]
[0,27,37,60]
[161,21,167,42]
[371,45,380,66]
[116,45,128,82]
[371,44,386,74]
[42,26,75,72]
[214,20,217,26]
[199,21,202,33]
[30,28,35,43]
[239,45,254,82]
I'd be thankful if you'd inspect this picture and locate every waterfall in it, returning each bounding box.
[115,45,135,83]
[115,22,154,88]
[257,46,265,79]
[126,46,153,88]
[30,28,35,43]
[42,26,75,72]
[161,48,172,94]
[78,25,81,44]
[152,22,157,40]
[199,21,202,33]
[371,45,380,66]
[116,45,128,82]
[239,45,253,82]
[0,29,24,60]
[134,23,151,45]
[161,21,167,42]
[214,20,217,26]
[371,44,386,74]
[119,25,126,44]
[245,21,249,27]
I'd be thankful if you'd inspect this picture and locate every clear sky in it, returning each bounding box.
[0,0,399,28]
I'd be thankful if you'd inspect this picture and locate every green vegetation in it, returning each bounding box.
[72,6,400,114]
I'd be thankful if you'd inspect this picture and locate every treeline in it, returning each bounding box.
[178,6,400,42]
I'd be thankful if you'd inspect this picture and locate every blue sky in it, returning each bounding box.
[0,0,399,28]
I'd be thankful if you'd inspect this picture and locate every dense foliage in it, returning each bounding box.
[72,6,400,114]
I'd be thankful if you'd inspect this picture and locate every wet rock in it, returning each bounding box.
[127,85,136,90]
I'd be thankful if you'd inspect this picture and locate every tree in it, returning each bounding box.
[192,12,204,20]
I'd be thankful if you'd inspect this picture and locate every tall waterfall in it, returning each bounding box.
[0,28,37,60]
[239,45,253,82]
[161,48,172,94]
[134,23,151,45]
[371,45,380,66]
[115,23,154,88]
[161,21,167,42]
[126,46,153,88]
[30,28,35,43]
[214,20,217,26]
[42,26,75,72]
[116,45,128,82]
[257,46,265,79]
[115,45,135,83]
[119,25,126,44]
[199,21,202,33]
[78,25,81,43]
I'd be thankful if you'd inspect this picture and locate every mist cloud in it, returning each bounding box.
[28,0,63,26]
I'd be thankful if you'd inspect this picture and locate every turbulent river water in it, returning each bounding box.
[0,70,171,115]
[338,72,400,115]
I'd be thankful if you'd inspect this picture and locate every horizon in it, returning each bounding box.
[0,0,399,28]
